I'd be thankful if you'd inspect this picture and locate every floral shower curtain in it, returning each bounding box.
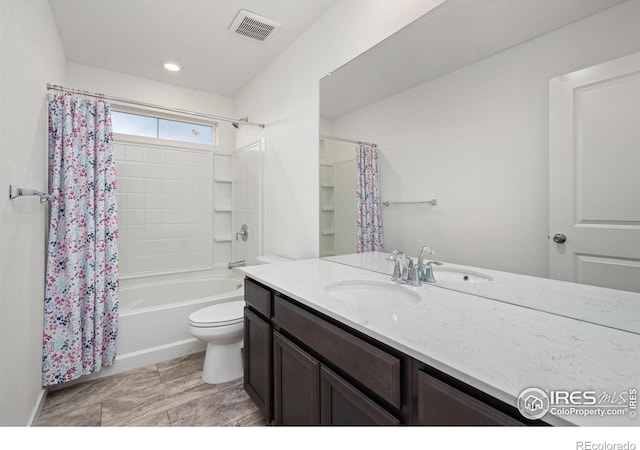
[356,144,384,253]
[42,92,119,386]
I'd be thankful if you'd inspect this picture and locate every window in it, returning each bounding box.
[111,110,215,145]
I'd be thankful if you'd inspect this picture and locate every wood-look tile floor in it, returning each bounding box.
[35,352,266,427]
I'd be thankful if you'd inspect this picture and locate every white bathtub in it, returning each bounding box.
[119,276,244,313]
[94,271,245,379]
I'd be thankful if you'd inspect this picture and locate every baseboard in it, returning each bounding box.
[28,387,48,426]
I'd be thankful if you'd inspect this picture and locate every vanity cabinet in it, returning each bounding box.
[243,276,537,426]
[413,363,524,426]
[272,298,404,425]
[243,279,273,423]
[272,328,401,426]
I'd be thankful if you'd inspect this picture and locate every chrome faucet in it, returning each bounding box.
[236,224,249,242]
[228,260,246,269]
[416,245,442,283]
[389,250,420,286]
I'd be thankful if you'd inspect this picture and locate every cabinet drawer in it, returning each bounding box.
[274,296,401,409]
[416,370,523,426]
[244,278,272,318]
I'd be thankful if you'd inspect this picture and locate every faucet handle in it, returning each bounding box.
[387,250,400,261]
[418,245,435,265]
[391,251,406,282]
[392,259,402,281]
[418,260,443,283]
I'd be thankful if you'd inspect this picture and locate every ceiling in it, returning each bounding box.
[320,0,628,119]
[48,0,335,97]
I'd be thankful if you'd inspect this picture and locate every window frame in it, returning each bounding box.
[110,102,219,151]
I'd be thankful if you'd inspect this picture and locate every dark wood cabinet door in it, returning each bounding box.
[274,295,401,408]
[320,366,400,426]
[415,369,523,426]
[243,307,272,423]
[273,331,320,425]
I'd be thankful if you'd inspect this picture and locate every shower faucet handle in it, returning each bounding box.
[236,224,248,242]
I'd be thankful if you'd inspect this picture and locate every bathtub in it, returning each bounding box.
[96,271,245,379]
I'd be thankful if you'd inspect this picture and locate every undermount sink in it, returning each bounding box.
[432,267,492,283]
[325,280,421,307]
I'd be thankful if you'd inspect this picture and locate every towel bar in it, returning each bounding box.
[9,185,51,203]
[383,199,437,207]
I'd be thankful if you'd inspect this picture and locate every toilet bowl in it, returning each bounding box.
[188,300,245,384]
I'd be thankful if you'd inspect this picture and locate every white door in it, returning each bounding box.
[549,51,640,293]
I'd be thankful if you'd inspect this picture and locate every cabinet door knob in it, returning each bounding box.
[552,233,567,244]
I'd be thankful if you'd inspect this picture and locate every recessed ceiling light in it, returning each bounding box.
[164,62,181,72]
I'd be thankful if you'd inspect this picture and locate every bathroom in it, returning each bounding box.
[1,0,639,446]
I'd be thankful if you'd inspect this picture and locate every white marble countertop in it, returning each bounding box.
[325,252,640,335]
[240,257,640,427]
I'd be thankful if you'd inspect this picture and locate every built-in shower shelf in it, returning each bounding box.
[321,207,335,212]
[214,177,233,183]
[214,236,232,242]
[321,184,334,188]
[321,230,335,236]
[215,207,232,212]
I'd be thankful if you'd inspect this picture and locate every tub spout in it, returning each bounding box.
[228,260,246,269]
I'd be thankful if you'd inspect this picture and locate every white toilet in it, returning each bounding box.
[188,300,245,384]
[188,255,292,384]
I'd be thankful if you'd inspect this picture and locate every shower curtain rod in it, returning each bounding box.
[320,134,376,147]
[47,83,265,128]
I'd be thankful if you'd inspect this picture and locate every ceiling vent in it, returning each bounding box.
[229,10,281,43]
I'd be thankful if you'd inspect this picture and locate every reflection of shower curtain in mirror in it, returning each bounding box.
[356,144,384,252]
[43,93,119,386]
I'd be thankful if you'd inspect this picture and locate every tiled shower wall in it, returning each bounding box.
[319,138,356,257]
[115,141,231,277]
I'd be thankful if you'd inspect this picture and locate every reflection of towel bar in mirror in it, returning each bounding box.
[383,199,437,207]
[9,185,51,203]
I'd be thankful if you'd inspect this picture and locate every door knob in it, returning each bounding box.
[552,233,567,244]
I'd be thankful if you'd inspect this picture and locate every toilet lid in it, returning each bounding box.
[188,300,245,327]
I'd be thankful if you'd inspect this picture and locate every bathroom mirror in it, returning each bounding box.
[319,0,640,303]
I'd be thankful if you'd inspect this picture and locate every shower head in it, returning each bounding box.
[232,117,249,128]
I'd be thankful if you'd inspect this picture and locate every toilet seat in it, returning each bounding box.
[188,300,245,328]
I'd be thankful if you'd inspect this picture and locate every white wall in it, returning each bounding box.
[332,0,640,277]
[234,0,446,260]
[0,0,66,425]
[66,63,237,154]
